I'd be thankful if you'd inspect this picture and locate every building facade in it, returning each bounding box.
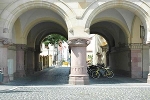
[1,0,150,85]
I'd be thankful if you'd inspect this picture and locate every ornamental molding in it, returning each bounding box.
[69,28,74,33]
[16,44,27,51]
[27,47,35,52]
[3,28,9,33]
[0,38,13,46]
[8,45,16,51]
[110,43,149,53]
[84,28,90,33]
[117,43,149,50]
[128,43,143,49]
[68,38,90,47]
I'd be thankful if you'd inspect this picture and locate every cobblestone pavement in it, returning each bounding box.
[0,67,150,100]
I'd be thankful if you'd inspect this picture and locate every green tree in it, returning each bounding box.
[42,34,67,46]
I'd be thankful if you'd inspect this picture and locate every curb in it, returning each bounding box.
[0,86,18,92]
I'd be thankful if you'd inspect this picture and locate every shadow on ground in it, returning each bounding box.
[3,67,147,86]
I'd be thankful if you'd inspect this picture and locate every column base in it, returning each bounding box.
[69,74,89,85]
[3,75,9,83]
[9,74,14,81]
[147,74,150,84]
[14,70,26,78]
[26,68,34,76]
[0,82,4,85]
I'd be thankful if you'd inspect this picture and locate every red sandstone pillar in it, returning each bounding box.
[15,44,26,78]
[26,47,35,75]
[0,47,9,82]
[35,45,41,71]
[130,49,142,78]
[68,38,90,85]
[0,38,12,82]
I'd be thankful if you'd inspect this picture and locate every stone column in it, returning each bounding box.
[40,56,43,69]
[15,44,26,78]
[26,47,35,75]
[35,45,41,71]
[68,38,90,85]
[0,38,12,82]
[129,44,142,78]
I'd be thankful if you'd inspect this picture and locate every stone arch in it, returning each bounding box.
[90,21,128,48]
[91,17,130,42]
[84,0,150,43]
[26,21,68,74]
[27,22,67,47]
[22,17,68,44]
[90,31,115,50]
[1,0,74,39]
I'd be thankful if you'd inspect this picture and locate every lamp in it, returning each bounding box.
[140,25,145,39]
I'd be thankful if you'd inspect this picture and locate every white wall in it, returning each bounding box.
[8,49,16,80]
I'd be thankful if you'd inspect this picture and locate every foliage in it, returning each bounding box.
[42,34,67,46]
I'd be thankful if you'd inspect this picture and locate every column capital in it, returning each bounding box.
[27,47,35,52]
[0,38,13,46]
[8,45,16,51]
[16,44,27,51]
[127,43,150,50]
[68,38,90,47]
[128,43,143,49]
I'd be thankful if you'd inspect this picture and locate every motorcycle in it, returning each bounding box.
[87,63,114,78]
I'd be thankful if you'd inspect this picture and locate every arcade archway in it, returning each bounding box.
[89,7,149,78]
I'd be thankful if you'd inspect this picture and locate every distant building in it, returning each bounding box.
[40,41,69,67]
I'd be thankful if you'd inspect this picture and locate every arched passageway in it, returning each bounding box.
[90,21,130,77]
[6,6,70,81]
[26,21,68,75]
[89,7,149,79]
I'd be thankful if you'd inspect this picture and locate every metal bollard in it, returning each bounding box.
[0,70,4,82]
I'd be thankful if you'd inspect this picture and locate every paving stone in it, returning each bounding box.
[0,67,150,100]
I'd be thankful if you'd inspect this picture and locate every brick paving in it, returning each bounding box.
[0,67,150,100]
